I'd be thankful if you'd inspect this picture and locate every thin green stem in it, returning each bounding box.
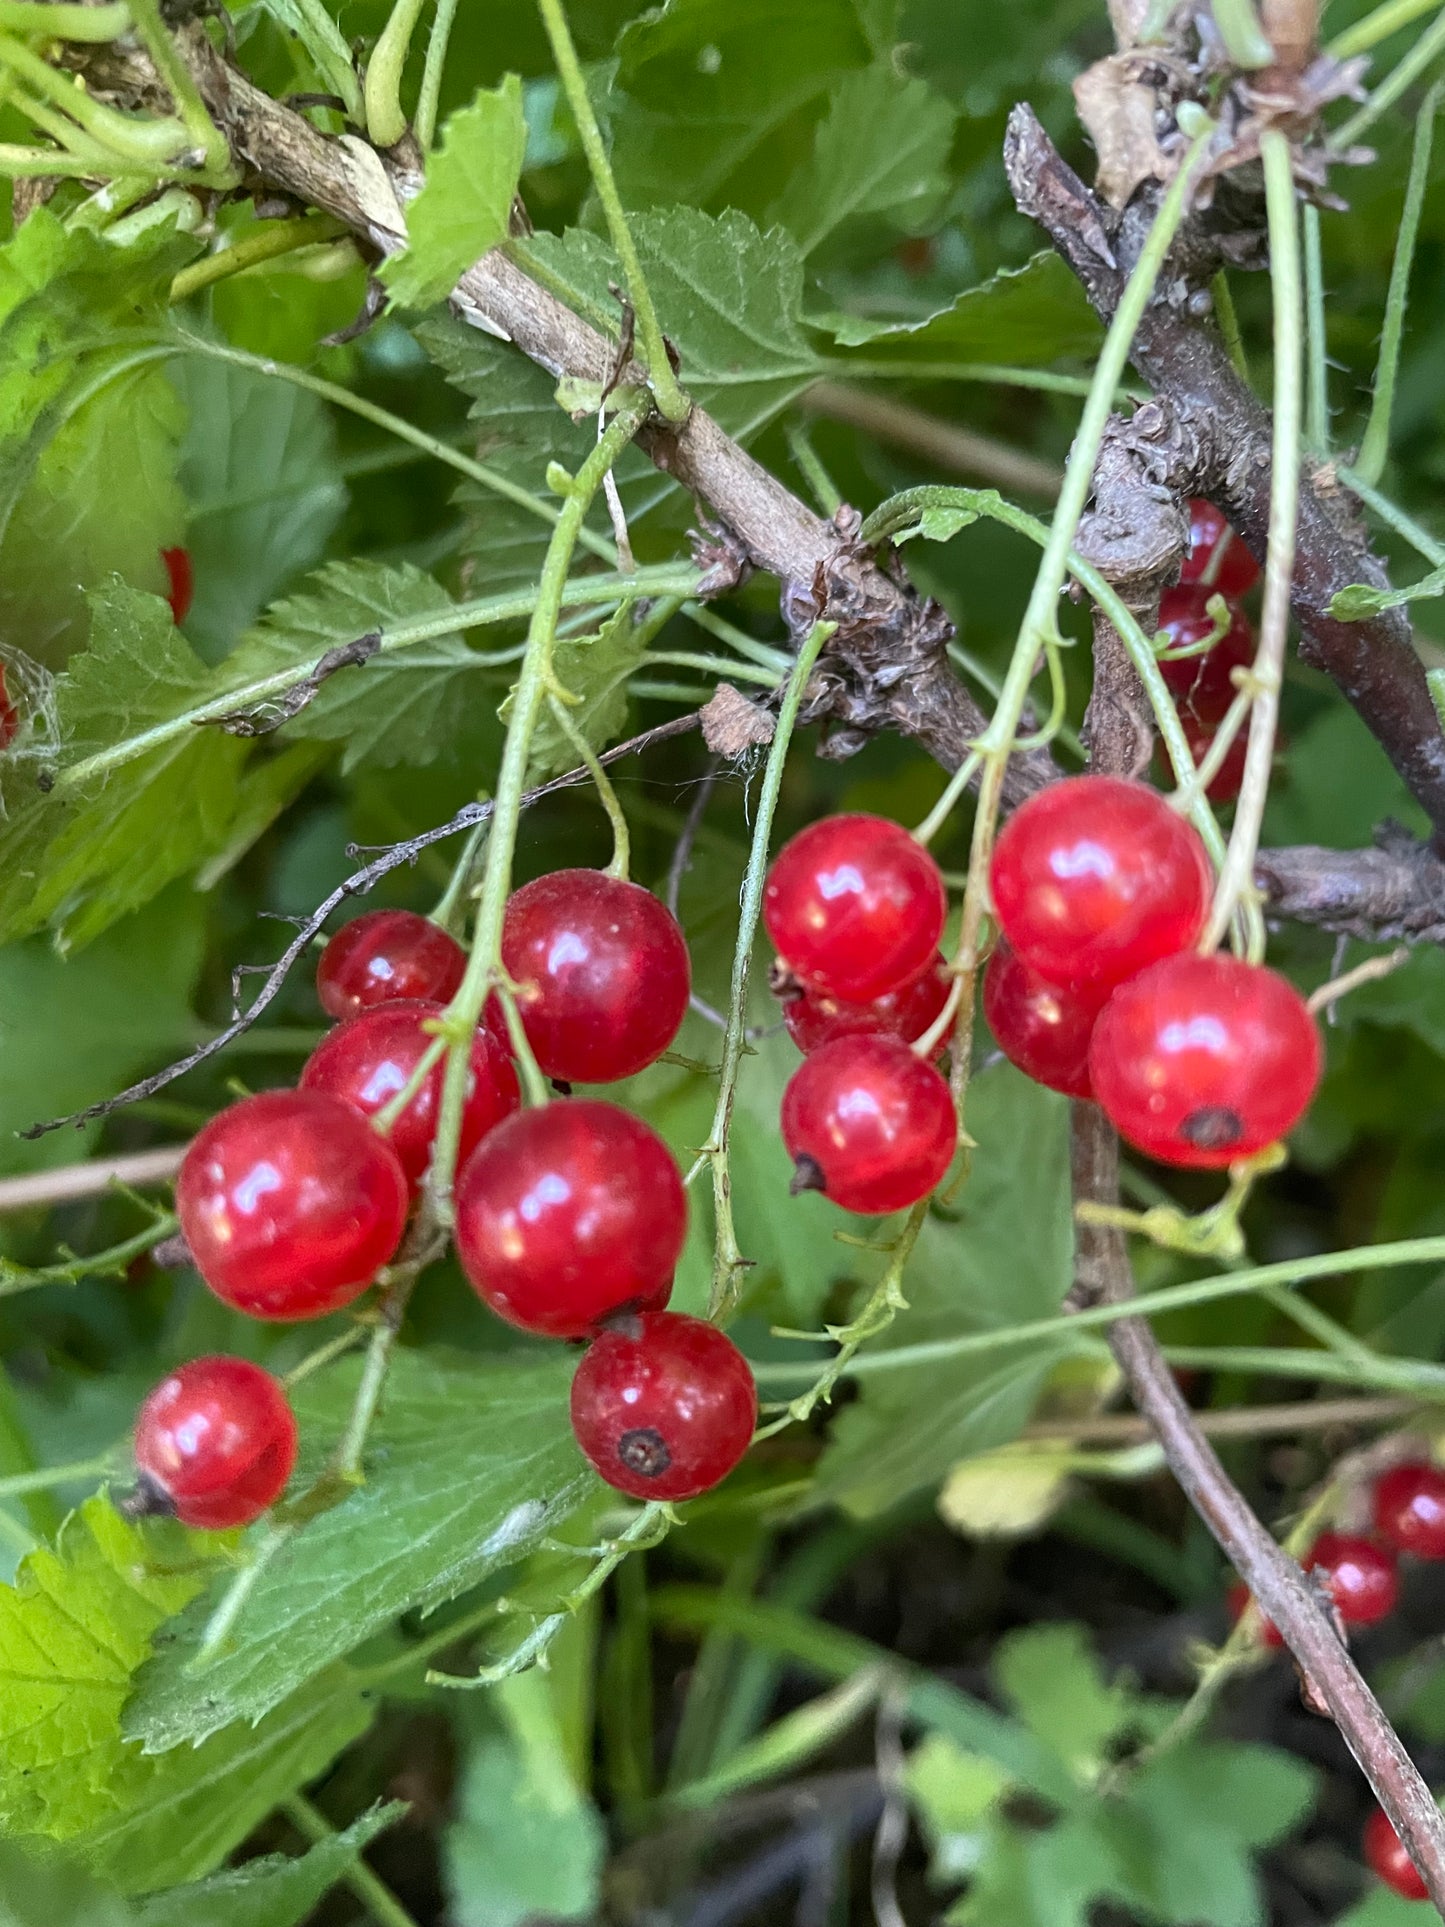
[1303,205,1329,452]
[1211,271,1249,384]
[0,0,130,38]
[0,28,188,160]
[363,0,429,148]
[123,0,230,173]
[1257,1279,1379,1364]
[1331,0,1445,56]
[546,689,631,877]
[414,0,459,151]
[913,751,982,847]
[534,0,688,423]
[331,1264,425,1481]
[702,621,833,1315]
[1355,79,1439,486]
[645,651,780,687]
[785,420,843,516]
[681,606,791,674]
[284,1795,420,1927]
[1211,0,1275,66]
[1339,467,1445,563]
[1331,5,1445,149]
[1160,1343,1445,1395]
[170,214,343,302]
[825,360,1125,399]
[1203,130,1302,955]
[0,1214,177,1297]
[283,0,363,120]
[0,1454,114,1497]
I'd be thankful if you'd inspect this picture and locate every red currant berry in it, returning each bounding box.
[781,1034,956,1214]
[1306,1531,1399,1626]
[570,1309,756,1501]
[161,545,194,624]
[177,1089,409,1320]
[1157,585,1255,727]
[990,777,1211,992]
[780,954,951,1055]
[1374,1462,1445,1561]
[0,666,16,752]
[1182,717,1249,805]
[1088,953,1321,1169]
[764,814,947,1003]
[317,910,466,1021]
[1225,1581,1284,1649]
[132,1355,297,1530]
[1364,1806,1430,1901]
[983,943,1106,1099]
[455,1100,685,1337]
[301,1001,519,1187]
[1179,499,1259,598]
[499,870,691,1084]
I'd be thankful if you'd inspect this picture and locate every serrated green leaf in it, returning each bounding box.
[823,251,1102,367]
[0,1498,228,1840]
[770,67,956,255]
[133,1802,403,1927]
[992,1625,1136,1786]
[1332,560,1445,620]
[125,1350,592,1749]
[382,78,527,310]
[519,603,646,779]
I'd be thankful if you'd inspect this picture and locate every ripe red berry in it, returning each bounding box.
[1374,1462,1445,1561]
[780,953,951,1055]
[1226,1580,1284,1649]
[1179,499,1259,598]
[570,1309,756,1501]
[161,545,194,624]
[455,1100,685,1337]
[1182,716,1250,805]
[989,777,1211,993]
[1306,1531,1399,1626]
[499,870,690,1083]
[177,1089,410,1320]
[317,910,466,1021]
[132,1355,298,1530]
[780,1034,956,1214]
[1088,953,1322,1168]
[0,664,17,752]
[1364,1806,1430,1901]
[764,814,947,1003]
[1157,585,1255,727]
[983,943,1106,1099]
[301,1001,519,1186]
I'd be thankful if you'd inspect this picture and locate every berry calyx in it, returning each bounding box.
[1364,1806,1430,1901]
[1180,499,1259,599]
[982,943,1106,1099]
[499,870,691,1083]
[780,1034,957,1214]
[764,813,947,1003]
[989,776,1211,992]
[300,1000,519,1186]
[1373,1461,1445,1561]
[177,1089,409,1320]
[132,1355,298,1530]
[1305,1531,1399,1626]
[1088,953,1322,1169]
[1157,585,1255,727]
[570,1309,756,1501]
[317,910,466,1021]
[161,545,194,624]
[779,953,951,1055]
[455,1100,686,1337]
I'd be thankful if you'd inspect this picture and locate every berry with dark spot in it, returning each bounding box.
[132,1355,297,1530]
[780,1034,956,1214]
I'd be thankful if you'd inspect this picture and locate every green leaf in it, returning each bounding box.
[0,1498,228,1840]
[1334,1886,1440,1927]
[769,67,957,255]
[0,1839,130,1927]
[382,78,528,310]
[905,1734,1009,1883]
[1331,559,1445,621]
[133,1803,403,1927]
[822,252,1102,367]
[250,0,361,119]
[992,1625,1137,1786]
[125,1350,592,1749]
[520,603,646,779]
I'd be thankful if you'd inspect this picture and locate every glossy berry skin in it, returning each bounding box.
[1157,585,1255,727]
[317,910,466,1021]
[780,1035,956,1215]
[301,1000,519,1186]
[1364,1807,1430,1901]
[1373,1462,1445,1561]
[1179,499,1259,598]
[570,1309,756,1501]
[764,814,947,1004]
[781,954,950,1055]
[1182,717,1249,806]
[455,1100,685,1337]
[990,777,1211,993]
[1089,954,1321,1169]
[1306,1531,1399,1626]
[177,1089,409,1320]
[160,545,194,625]
[133,1355,297,1530]
[983,944,1106,1099]
[499,870,691,1083]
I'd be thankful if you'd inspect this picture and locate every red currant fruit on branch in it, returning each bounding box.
[570,1308,756,1500]
[781,1035,956,1214]
[317,910,466,1021]
[455,1100,686,1337]
[177,1089,410,1319]
[1088,954,1322,1168]
[989,777,1211,992]
[1306,1531,1399,1626]
[498,869,691,1083]
[1180,499,1259,599]
[161,545,194,625]
[132,1355,298,1529]
[778,953,951,1055]
[764,813,947,1003]
[1364,1805,1430,1901]
[983,944,1105,1099]
[1157,586,1254,727]
[1373,1462,1445,1560]
[301,1000,519,1186]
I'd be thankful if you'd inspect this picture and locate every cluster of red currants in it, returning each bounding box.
[764,814,959,1212]
[1228,1461,1445,1901]
[129,872,763,1535]
[1155,499,1263,804]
